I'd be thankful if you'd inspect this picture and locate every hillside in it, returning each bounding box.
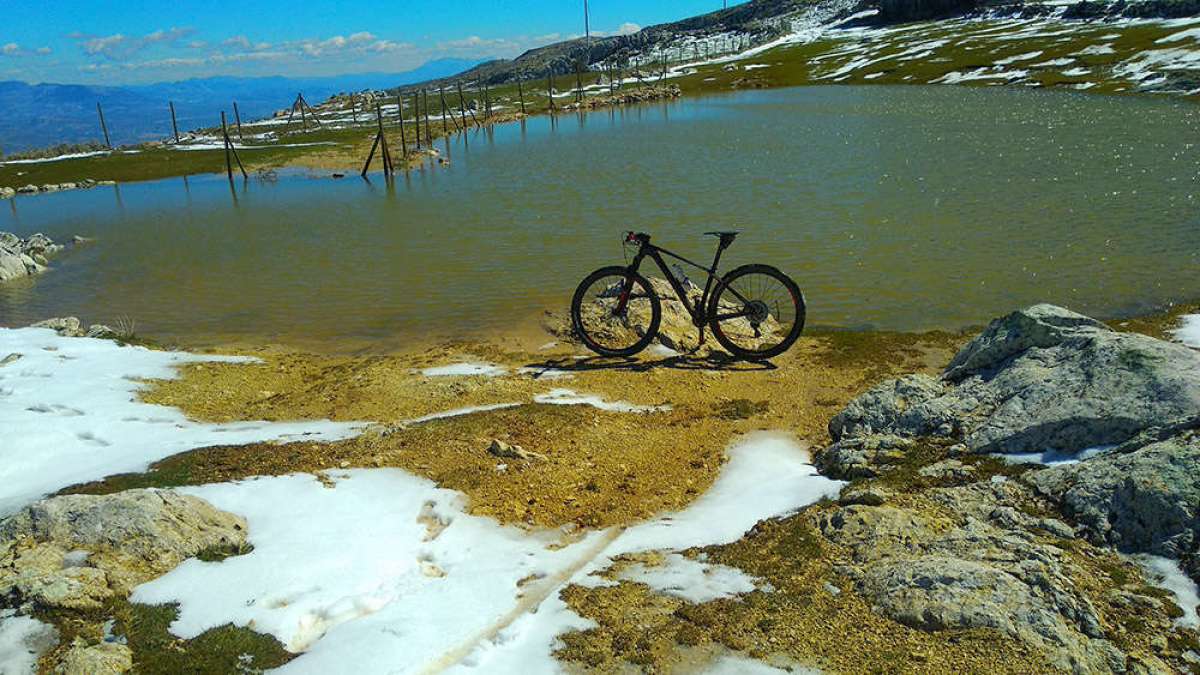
[0,59,481,153]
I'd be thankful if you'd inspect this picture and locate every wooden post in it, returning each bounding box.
[458,82,479,127]
[96,102,111,149]
[350,94,358,124]
[575,63,583,103]
[547,71,556,112]
[396,94,408,158]
[233,101,244,141]
[412,92,422,149]
[361,102,394,177]
[220,111,247,180]
[285,95,298,129]
[423,89,432,140]
[169,101,180,143]
[299,93,307,128]
[440,86,458,132]
[482,80,491,118]
[517,78,526,115]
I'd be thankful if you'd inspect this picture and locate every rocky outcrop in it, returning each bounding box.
[825,304,1200,465]
[0,232,65,282]
[0,489,248,611]
[814,304,1200,670]
[1029,417,1200,577]
[817,478,1178,673]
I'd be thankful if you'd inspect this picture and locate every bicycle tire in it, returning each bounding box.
[707,264,806,360]
[571,266,662,357]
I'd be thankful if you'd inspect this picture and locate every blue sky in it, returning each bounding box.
[0,1,746,85]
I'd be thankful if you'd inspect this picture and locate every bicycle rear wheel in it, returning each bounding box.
[707,264,806,360]
[571,266,661,357]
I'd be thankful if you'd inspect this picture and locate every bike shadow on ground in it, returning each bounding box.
[523,352,777,375]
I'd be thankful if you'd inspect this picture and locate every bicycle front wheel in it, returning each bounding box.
[707,264,806,360]
[571,266,661,357]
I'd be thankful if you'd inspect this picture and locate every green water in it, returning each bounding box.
[1,85,1197,349]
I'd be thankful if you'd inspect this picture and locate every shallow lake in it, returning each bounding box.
[1,85,1197,350]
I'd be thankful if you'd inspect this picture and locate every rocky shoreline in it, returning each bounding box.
[0,179,116,200]
[0,304,1197,673]
[0,233,80,284]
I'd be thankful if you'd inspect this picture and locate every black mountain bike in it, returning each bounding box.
[571,231,806,360]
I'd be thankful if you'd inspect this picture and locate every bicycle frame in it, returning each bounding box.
[616,234,750,327]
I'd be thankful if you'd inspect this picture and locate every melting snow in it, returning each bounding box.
[616,553,757,603]
[1175,315,1200,348]
[0,328,363,516]
[1135,555,1200,628]
[0,610,57,675]
[421,362,507,377]
[133,432,843,673]
[993,445,1114,466]
[532,388,668,413]
[405,403,522,425]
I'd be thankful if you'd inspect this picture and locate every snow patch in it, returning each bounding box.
[405,403,522,425]
[992,445,1114,466]
[0,328,363,516]
[533,388,668,413]
[1135,555,1200,628]
[617,553,758,603]
[134,432,841,674]
[0,610,57,675]
[1174,314,1200,348]
[421,362,507,377]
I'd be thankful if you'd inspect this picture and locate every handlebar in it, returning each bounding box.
[624,231,650,245]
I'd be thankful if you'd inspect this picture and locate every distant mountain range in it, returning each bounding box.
[0,58,482,153]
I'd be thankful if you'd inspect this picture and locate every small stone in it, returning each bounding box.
[487,439,546,462]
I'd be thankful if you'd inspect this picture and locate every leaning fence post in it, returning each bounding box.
[220,111,247,180]
[96,102,111,149]
[423,89,432,141]
[396,94,409,159]
[169,101,180,143]
[233,101,244,141]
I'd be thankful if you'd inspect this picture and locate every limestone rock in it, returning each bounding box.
[1029,418,1200,562]
[0,489,248,605]
[55,640,133,674]
[488,439,546,462]
[826,305,1200,462]
[31,317,84,337]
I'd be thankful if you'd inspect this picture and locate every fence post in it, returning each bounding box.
[96,102,111,149]
[233,101,244,141]
[169,101,180,143]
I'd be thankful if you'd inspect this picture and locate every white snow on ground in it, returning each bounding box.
[170,141,340,152]
[0,327,364,516]
[1157,27,1200,44]
[995,50,1043,65]
[0,150,111,165]
[708,654,814,674]
[616,553,757,603]
[533,388,668,413]
[993,445,1114,466]
[421,362,507,377]
[404,402,522,425]
[1174,315,1200,348]
[134,432,842,674]
[517,366,575,380]
[0,610,57,675]
[1135,555,1200,628]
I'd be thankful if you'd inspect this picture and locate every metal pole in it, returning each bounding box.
[169,101,179,143]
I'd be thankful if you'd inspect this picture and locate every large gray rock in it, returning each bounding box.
[826,305,1200,462]
[55,640,132,675]
[0,489,248,609]
[817,494,1141,673]
[1030,418,1200,567]
[0,232,63,283]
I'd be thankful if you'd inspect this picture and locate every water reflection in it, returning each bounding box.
[0,86,1197,350]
